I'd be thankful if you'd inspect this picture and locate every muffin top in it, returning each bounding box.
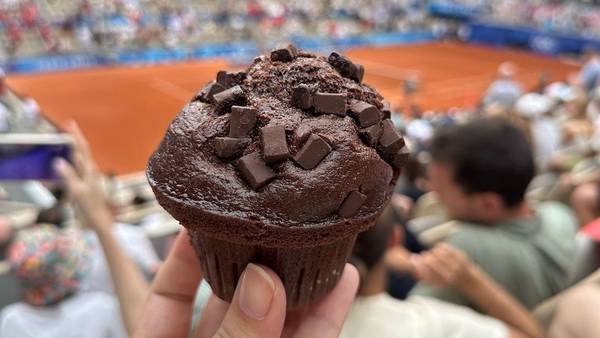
[147,44,408,236]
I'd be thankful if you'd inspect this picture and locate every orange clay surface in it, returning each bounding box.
[7,42,578,175]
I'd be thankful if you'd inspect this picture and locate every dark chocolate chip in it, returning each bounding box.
[229,106,257,138]
[352,64,365,83]
[293,134,332,170]
[214,137,250,159]
[213,85,246,114]
[378,119,405,156]
[390,147,410,169]
[260,125,289,163]
[328,51,356,79]
[217,70,247,88]
[238,152,276,190]
[313,92,346,116]
[195,81,226,103]
[382,101,392,119]
[291,85,313,110]
[359,124,382,147]
[338,190,367,218]
[271,43,298,62]
[349,101,381,127]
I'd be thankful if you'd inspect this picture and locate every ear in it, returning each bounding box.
[475,192,504,214]
[388,225,404,248]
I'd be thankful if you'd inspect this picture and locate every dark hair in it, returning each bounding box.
[430,117,534,207]
[350,206,399,273]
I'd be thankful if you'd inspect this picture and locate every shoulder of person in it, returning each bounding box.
[0,302,41,335]
[408,296,510,338]
[535,201,578,231]
[66,291,120,312]
[443,222,503,261]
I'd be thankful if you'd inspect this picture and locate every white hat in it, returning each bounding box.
[515,93,554,118]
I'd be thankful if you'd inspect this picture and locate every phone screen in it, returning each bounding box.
[0,134,73,181]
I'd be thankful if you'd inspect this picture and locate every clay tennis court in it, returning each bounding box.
[6,42,578,175]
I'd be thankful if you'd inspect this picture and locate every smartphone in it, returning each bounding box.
[0,133,73,180]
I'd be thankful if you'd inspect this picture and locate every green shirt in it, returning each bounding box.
[409,202,578,309]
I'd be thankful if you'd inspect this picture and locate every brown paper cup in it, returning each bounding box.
[188,229,357,309]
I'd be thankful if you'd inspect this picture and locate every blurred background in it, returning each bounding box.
[1,1,600,337]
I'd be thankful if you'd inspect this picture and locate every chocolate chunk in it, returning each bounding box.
[229,106,257,138]
[217,71,247,88]
[378,119,405,156]
[390,147,410,169]
[293,134,332,170]
[238,152,276,190]
[271,43,298,62]
[213,85,246,114]
[328,52,356,79]
[214,137,250,159]
[313,92,346,116]
[359,124,382,147]
[382,101,392,119]
[291,85,313,110]
[349,101,381,127]
[338,190,367,218]
[261,125,289,163]
[195,81,226,103]
[352,64,364,83]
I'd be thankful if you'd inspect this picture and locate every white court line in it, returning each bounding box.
[151,78,195,101]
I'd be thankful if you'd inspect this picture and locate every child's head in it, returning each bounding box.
[8,224,93,306]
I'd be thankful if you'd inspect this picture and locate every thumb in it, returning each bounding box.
[209,264,286,338]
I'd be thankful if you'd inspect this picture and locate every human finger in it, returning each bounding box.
[210,264,286,338]
[133,230,203,338]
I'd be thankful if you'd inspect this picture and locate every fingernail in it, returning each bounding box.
[239,263,275,320]
[53,158,66,170]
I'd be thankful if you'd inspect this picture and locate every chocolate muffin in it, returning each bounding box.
[147,44,408,308]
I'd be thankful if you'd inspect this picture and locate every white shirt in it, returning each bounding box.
[81,223,160,294]
[531,117,561,170]
[340,294,508,338]
[0,292,127,338]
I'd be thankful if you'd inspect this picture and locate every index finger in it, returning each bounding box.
[65,120,92,159]
[133,229,203,338]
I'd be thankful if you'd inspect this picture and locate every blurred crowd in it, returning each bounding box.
[0,50,600,338]
[440,0,600,38]
[6,1,600,62]
[0,0,432,60]
[4,43,600,337]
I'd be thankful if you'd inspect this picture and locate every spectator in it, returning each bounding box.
[514,93,561,170]
[341,206,544,338]
[6,21,22,57]
[0,224,128,338]
[570,182,600,225]
[578,47,600,92]
[547,281,600,338]
[534,267,600,338]
[483,62,523,108]
[20,1,39,28]
[409,118,578,309]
